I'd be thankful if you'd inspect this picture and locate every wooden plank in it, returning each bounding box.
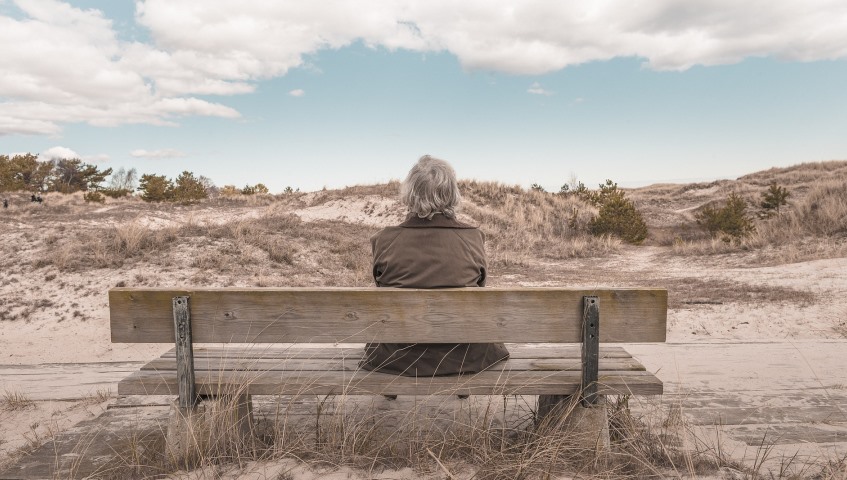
[117,369,663,396]
[141,357,648,373]
[162,345,635,360]
[110,287,667,344]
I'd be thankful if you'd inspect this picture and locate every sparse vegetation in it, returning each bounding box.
[695,192,755,241]
[241,183,269,195]
[460,180,620,265]
[2,160,847,477]
[586,180,649,245]
[761,182,790,216]
[0,154,111,195]
[2,390,35,410]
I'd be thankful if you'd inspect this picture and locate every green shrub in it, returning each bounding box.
[101,188,133,198]
[172,171,208,203]
[696,192,755,240]
[241,183,269,195]
[83,191,105,203]
[760,182,790,215]
[138,174,174,202]
[586,180,648,244]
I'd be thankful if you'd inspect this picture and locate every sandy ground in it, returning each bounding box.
[1,193,846,478]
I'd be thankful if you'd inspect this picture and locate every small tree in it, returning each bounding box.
[760,183,790,215]
[172,171,208,203]
[582,180,649,244]
[103,167,138,197]
[696,193,755,240]
[241,183,269,195]
[530,183,545,192]
[138,174,174,202]
[49,158,112,193]
[588,188,649,244]
[0,154,53,192]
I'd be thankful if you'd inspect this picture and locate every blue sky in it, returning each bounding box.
[2,1,846,192]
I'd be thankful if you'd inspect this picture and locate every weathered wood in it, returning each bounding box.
[161,345,635,360]
[117,369,663,396]
[110,287,667,344]
[173,296,196,410]
[581,296,600,406]
[141,356,647,373]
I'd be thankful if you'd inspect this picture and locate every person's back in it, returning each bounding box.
[360,155,509,376]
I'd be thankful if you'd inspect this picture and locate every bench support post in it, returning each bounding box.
[581,295,600,406]
[537,295,602,419]
[173,296,197,411]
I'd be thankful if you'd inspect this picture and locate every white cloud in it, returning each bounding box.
[527,82,553,96]
[0,0,241,135]
[41,146,79,160]
[84,154,111,163]
[2,0,847,135]
[289,89,305,97]
[130,148,187,159]
[39,146,109,162]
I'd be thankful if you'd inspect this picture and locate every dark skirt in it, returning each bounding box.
[360,342,510,376]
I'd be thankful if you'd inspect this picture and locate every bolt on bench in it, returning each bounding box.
[110,287,666,437]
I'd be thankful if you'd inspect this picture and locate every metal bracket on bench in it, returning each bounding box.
[173,296,197,410]
[581,296,600,406]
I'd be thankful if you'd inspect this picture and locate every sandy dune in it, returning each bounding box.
[1,177,846,477]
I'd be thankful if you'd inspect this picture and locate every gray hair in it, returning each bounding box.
[401,155,461,220]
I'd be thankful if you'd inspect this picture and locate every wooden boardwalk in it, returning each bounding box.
[2,341,846,478]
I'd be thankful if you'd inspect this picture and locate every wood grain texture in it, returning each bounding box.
[172,296,196,409]
[117,369,663,396]
[110,287,667,344]
[141,357,647,373]
[162,345,635,360]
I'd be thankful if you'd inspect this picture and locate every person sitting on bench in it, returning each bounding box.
[360,155,510,377]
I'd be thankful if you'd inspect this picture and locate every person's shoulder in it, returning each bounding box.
[370,226,404,247]
[451,225,485,244]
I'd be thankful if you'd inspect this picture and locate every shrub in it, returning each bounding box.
[83,191,105,203]
[588,190,648,244]
[241,183,269,195]
[172,171,209,203]
[138,174,174,202]
[695,192,755,240]
[585,180,648,244]
[220,185,240,196]
[760,182,790,216]
[101,188,133,198]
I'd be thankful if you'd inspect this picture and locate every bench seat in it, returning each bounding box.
[118,344,662,397]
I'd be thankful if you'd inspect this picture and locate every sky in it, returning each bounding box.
[1,0,846,193]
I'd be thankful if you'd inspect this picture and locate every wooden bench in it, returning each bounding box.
[110,287,666,427]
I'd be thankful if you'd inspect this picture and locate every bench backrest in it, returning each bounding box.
[110,287,667,344]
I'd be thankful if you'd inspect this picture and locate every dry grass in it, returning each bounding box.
[88,389,737,480]
[27,212,376,286]
[460,180,621,266]
[671,177,847,263]
[1,389,35,411]
[93,389,847,480]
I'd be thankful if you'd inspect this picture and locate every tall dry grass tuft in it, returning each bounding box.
[460,180,620,265]
[96,390,749,479]
[673,178,847,262]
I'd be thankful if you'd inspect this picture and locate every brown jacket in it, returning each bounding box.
[360,213,510,376]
